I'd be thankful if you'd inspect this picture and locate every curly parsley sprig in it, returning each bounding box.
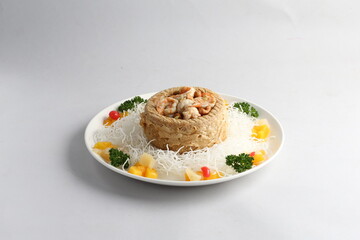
[109,148,130,168]
[225,153,254,173]
[117,96,147,112]
[233,102,259,118]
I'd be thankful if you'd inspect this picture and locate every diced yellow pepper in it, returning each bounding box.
[145,168,158,179]
[128,166,146,176]
[93,142,115,150]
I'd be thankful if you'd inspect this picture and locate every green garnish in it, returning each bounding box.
[117,96,147,112]
[225,153,254,173]
[233,102,259,117]
[109,148,130,168]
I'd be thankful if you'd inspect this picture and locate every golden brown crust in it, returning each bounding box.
[140,87,228,153]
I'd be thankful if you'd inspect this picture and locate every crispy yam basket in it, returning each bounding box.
[140,87,228,153]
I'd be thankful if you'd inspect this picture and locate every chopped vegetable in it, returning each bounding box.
[249,152,255,157]
[252,150,266,166]
[93,141,115,150]
[252,120,270,139]
[128,165,145,176]
[103,117,116,126]
[226,153,254,173]
[138,153,155,168]
[109,148,130,168]
[127,153,158,179]
[103,112,129,126]
[203,171,223,180]
[233,102,259,117]
[185,168,202,181]
[185,168,222,181]
[109,111,120,120]
[145,168,158,179]
[117,96,147,112]
[201,166,211,178]
[96,150,110,163]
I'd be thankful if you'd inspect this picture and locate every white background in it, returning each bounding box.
[1,0,359,239]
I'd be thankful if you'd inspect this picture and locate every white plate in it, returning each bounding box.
[84,93,284,187]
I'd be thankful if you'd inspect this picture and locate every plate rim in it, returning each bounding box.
[84,92,285,186]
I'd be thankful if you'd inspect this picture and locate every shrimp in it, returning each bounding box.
[156,97,178,115]
[176,98,201,119]
[192,92,216,108]
[190,92,216,115]
[182,106,201,120]
[179,87,196,99]
[177,99,194,113]
[194,90,202,98]
[198,105,212,115]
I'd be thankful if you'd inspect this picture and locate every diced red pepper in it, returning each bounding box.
[109,111,120,120]
[201,166,211,178]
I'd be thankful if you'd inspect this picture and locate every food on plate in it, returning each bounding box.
[92,86,273,181]
[103,111,129,126]
[252,150,266,166]
[93,141,115,150]
[233,102,259,117]
[185,168,202,181]
[93,141,117,163]
[128,153,158,179]
[140,86,228,153]
[252,119,271,140]
[109,148,130,168]
[184,167,223,181]
[118,96,147,112]
[155,87,216,119]
[225,153,254,173]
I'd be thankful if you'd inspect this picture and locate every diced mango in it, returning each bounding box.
[93,142,115,150]
[130,153,159,179]
[145,168,158,179]
[203,171,223,180]
[252,122,270,140]
[103,117,116,126]
[252,151,266,166]
[139,153,155,168]
[128,166,146,176]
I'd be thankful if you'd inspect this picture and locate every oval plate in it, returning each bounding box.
[84,93,284,186]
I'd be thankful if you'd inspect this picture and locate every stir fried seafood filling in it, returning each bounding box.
[156,87,216,119]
